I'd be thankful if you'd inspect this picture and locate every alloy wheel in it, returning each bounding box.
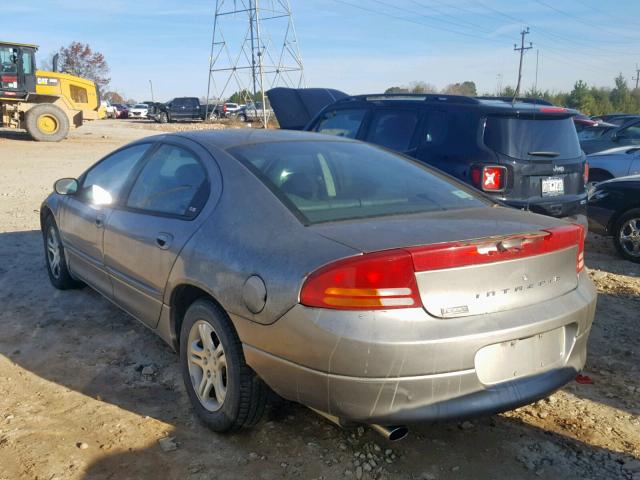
[619,217,640,258]
[187,320,227,411]
[46,226,62,279]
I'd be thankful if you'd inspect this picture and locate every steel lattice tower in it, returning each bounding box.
[205,0,305,125]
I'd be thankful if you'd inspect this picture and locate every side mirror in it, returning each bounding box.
[54,178,78,195]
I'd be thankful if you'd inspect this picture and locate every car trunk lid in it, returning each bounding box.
[312,207,582,318]
[267,87,349,130]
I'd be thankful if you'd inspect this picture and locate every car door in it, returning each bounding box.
[59,143,153,297]
[312,107,369,139]
[171,98,187,121]
[103,140,212,328]
[187,98,199,119]
[363,107,423,157]
[629,148,640,176]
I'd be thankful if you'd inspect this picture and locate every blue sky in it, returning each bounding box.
[4,0,640,101]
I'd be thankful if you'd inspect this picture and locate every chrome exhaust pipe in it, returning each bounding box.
[370,424,409,442]
[309,407,408,442]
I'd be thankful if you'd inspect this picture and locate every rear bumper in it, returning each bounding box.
[237,272,596,425]
[502,193,587,219]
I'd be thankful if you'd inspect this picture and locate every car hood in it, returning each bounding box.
[598,174,640,186]
[267,87,349,130]
[311,206,568,253]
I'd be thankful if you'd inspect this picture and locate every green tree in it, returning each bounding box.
[610,73,631,111]
[567,80,596,113]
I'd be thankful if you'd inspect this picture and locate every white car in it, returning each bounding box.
[100,101,117,119]
[129,104,149,119]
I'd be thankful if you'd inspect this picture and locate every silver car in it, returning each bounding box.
[41,130,596,437]
[587,145,640,186]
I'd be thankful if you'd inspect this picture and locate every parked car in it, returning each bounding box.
[41,130,595,436]
[154,97,211,123]
[591,114,640,126]
[210,102,244,119]
[240,101,273,122]
[588,175,640,263]
[100,101,117,119]
[587,146,640,186]
[111,103,128,119]
[129,103,149,119]
[581,118,640,154]
[573,113,599,133]
[577,122,617,144]
[269,89,589,227]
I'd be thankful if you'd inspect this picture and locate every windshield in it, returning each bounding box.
[134,104,147,108]
[578,125,612,141]
[484,116,582,159]
[229,140,487,224]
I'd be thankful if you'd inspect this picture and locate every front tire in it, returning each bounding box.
[43,216,83,289]
[613,208,640,263]
[180,299,267,432]
[25,104,70,142]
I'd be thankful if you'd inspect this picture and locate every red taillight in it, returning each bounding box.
[471,166,506,191]
[300,249,421,310]
[539,107,568,113]
[583,160,589,185]
[300,225,585,311]
[1,75,17,83]
[408,224,584,273]
[223,105,228,113]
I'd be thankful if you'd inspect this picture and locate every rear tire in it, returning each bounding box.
[25,104,69,142]
[43,216,83,289]
[158,112,168,124]
[613,208,640,263]
[180,299,267,432]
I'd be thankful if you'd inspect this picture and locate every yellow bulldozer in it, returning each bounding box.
[0,41,105,142]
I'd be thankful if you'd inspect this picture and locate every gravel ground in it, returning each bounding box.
[0,120,638,480]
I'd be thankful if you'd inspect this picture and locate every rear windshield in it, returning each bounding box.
[484,116,582,159]
[229,140,487,224]
[578,125,612,141]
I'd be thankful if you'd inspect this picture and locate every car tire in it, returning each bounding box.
[180,299,268,432]
[613,208,640,263]
[238,114,246,122]
[43,215,83,289]
[158,112,168,124]
[25,104,69,142]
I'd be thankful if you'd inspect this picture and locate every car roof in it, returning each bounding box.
[177,128,354,150]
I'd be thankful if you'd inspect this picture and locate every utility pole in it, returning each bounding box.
[514,27,532,98]
[148,80,154,102]
[633,64,640,90]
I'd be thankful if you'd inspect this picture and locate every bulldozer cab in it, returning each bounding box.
[0,42,37,97]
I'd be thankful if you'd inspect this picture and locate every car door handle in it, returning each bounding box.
[155,233,173,250]
[95,214,105,228]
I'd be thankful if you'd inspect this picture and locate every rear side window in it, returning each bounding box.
[484,116,582,159]
[315,109,366,138]
[229,140,486,224]
[126,145,208,217]
[366,109,420,151]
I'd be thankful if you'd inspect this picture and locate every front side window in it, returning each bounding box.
[365,109,420,151]
[80,144,151,205]
[70,85,88,104]
[229,140,487,224]
[315,109,367,138]
[126,145,208,217]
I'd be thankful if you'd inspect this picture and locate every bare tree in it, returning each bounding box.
[57,42,110,89]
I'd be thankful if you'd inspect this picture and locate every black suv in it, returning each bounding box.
[268,88,588,224]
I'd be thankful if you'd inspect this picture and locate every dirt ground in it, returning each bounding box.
[0,120,638,480]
